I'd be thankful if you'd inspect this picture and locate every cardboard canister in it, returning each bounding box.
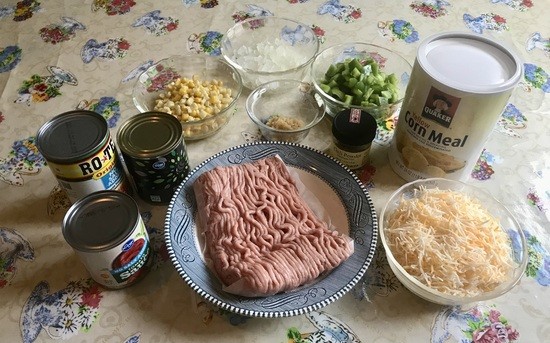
[388,32,523,182]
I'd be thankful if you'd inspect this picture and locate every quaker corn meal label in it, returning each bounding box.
[389,32,523,182]
[422,88,461,128]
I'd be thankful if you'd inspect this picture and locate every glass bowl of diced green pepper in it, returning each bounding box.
[310,42,412,123]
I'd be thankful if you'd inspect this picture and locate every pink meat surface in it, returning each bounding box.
[194,156,354,297]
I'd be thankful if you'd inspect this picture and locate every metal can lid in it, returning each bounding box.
[117,112,183,159]
[417,32,522,94]
[36,110,109,164]
[332,108,377,147]
[62,190,140,252]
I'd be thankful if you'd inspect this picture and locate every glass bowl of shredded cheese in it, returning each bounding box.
[132,55,243,140]
[221,16,320,90]
[379,178,528,305]
[245,79,326,144]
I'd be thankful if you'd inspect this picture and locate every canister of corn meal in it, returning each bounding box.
[62,190,151,289]
[117,112,190,205]
[388,32,523,182]
[36,110,131,203]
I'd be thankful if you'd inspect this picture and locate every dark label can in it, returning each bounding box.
[36,110,131,203]
[62,190,151,289]
[117,112,190,205]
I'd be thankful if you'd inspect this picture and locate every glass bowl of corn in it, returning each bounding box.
[132,55,243,140]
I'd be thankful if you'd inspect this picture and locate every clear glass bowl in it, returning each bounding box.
[132,55,243,141]
[245,79,325,144]
[379,178,528,305]
[221,16,320,90]
[310,42,412,123]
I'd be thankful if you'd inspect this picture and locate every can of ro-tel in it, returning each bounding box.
[388,32,523,182]
[36,110,130,203]
[117,112,190,205]
[62,190,151,289]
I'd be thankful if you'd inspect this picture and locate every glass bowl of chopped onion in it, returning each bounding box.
[221,16,320,90]
[379,178,528,305]
[310,42,412,124]
[132,55,243,140]
[245,79,326,144]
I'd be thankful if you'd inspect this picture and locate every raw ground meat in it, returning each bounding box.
[193,155,354,297]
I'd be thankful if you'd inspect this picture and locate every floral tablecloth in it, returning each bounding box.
[1,1,549,342]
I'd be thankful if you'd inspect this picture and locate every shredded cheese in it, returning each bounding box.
[385,186,514,297]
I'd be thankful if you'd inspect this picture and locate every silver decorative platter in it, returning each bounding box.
[165,141,378,318]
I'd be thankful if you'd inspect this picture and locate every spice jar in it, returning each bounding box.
[330,108,378,170]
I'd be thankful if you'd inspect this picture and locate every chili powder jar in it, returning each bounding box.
[330,108,378,170]
[117,112,190,205]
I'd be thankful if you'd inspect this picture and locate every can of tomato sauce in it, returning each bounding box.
[36,110,131,203]
[388,32,523,181]
[62,190,151,289]
[117,112,190,205]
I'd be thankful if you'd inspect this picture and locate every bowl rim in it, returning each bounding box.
[379,177,529,303]
[310,42,413,110]
[221,16,320,76]
[245,79,326,133]
[132,54,244,127]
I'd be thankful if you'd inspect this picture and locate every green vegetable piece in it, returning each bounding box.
[366,74,376,85]
[391,91,399,103]
[343,94,354,105]
[388,73,398,85]
[349,58,364,73]
[363,87,374,100]
[346,78,358,88]
[325,64,339,78]
[371,84,383,93]
[371,61,379,75]
[381,90,393,99]
[320,83,331,94]
[330,87,345,100]
[327,79,338,88]
[369,94,380,105]
[379,96,389,106]
[351,67,362,79]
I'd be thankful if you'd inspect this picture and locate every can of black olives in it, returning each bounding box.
[62,190,151,289]
[117,112,190,205]
[36,110,131,203]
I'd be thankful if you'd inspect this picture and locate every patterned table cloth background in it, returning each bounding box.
[0,1,549,342]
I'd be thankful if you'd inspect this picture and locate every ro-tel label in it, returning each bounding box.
[47,137,124,187]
